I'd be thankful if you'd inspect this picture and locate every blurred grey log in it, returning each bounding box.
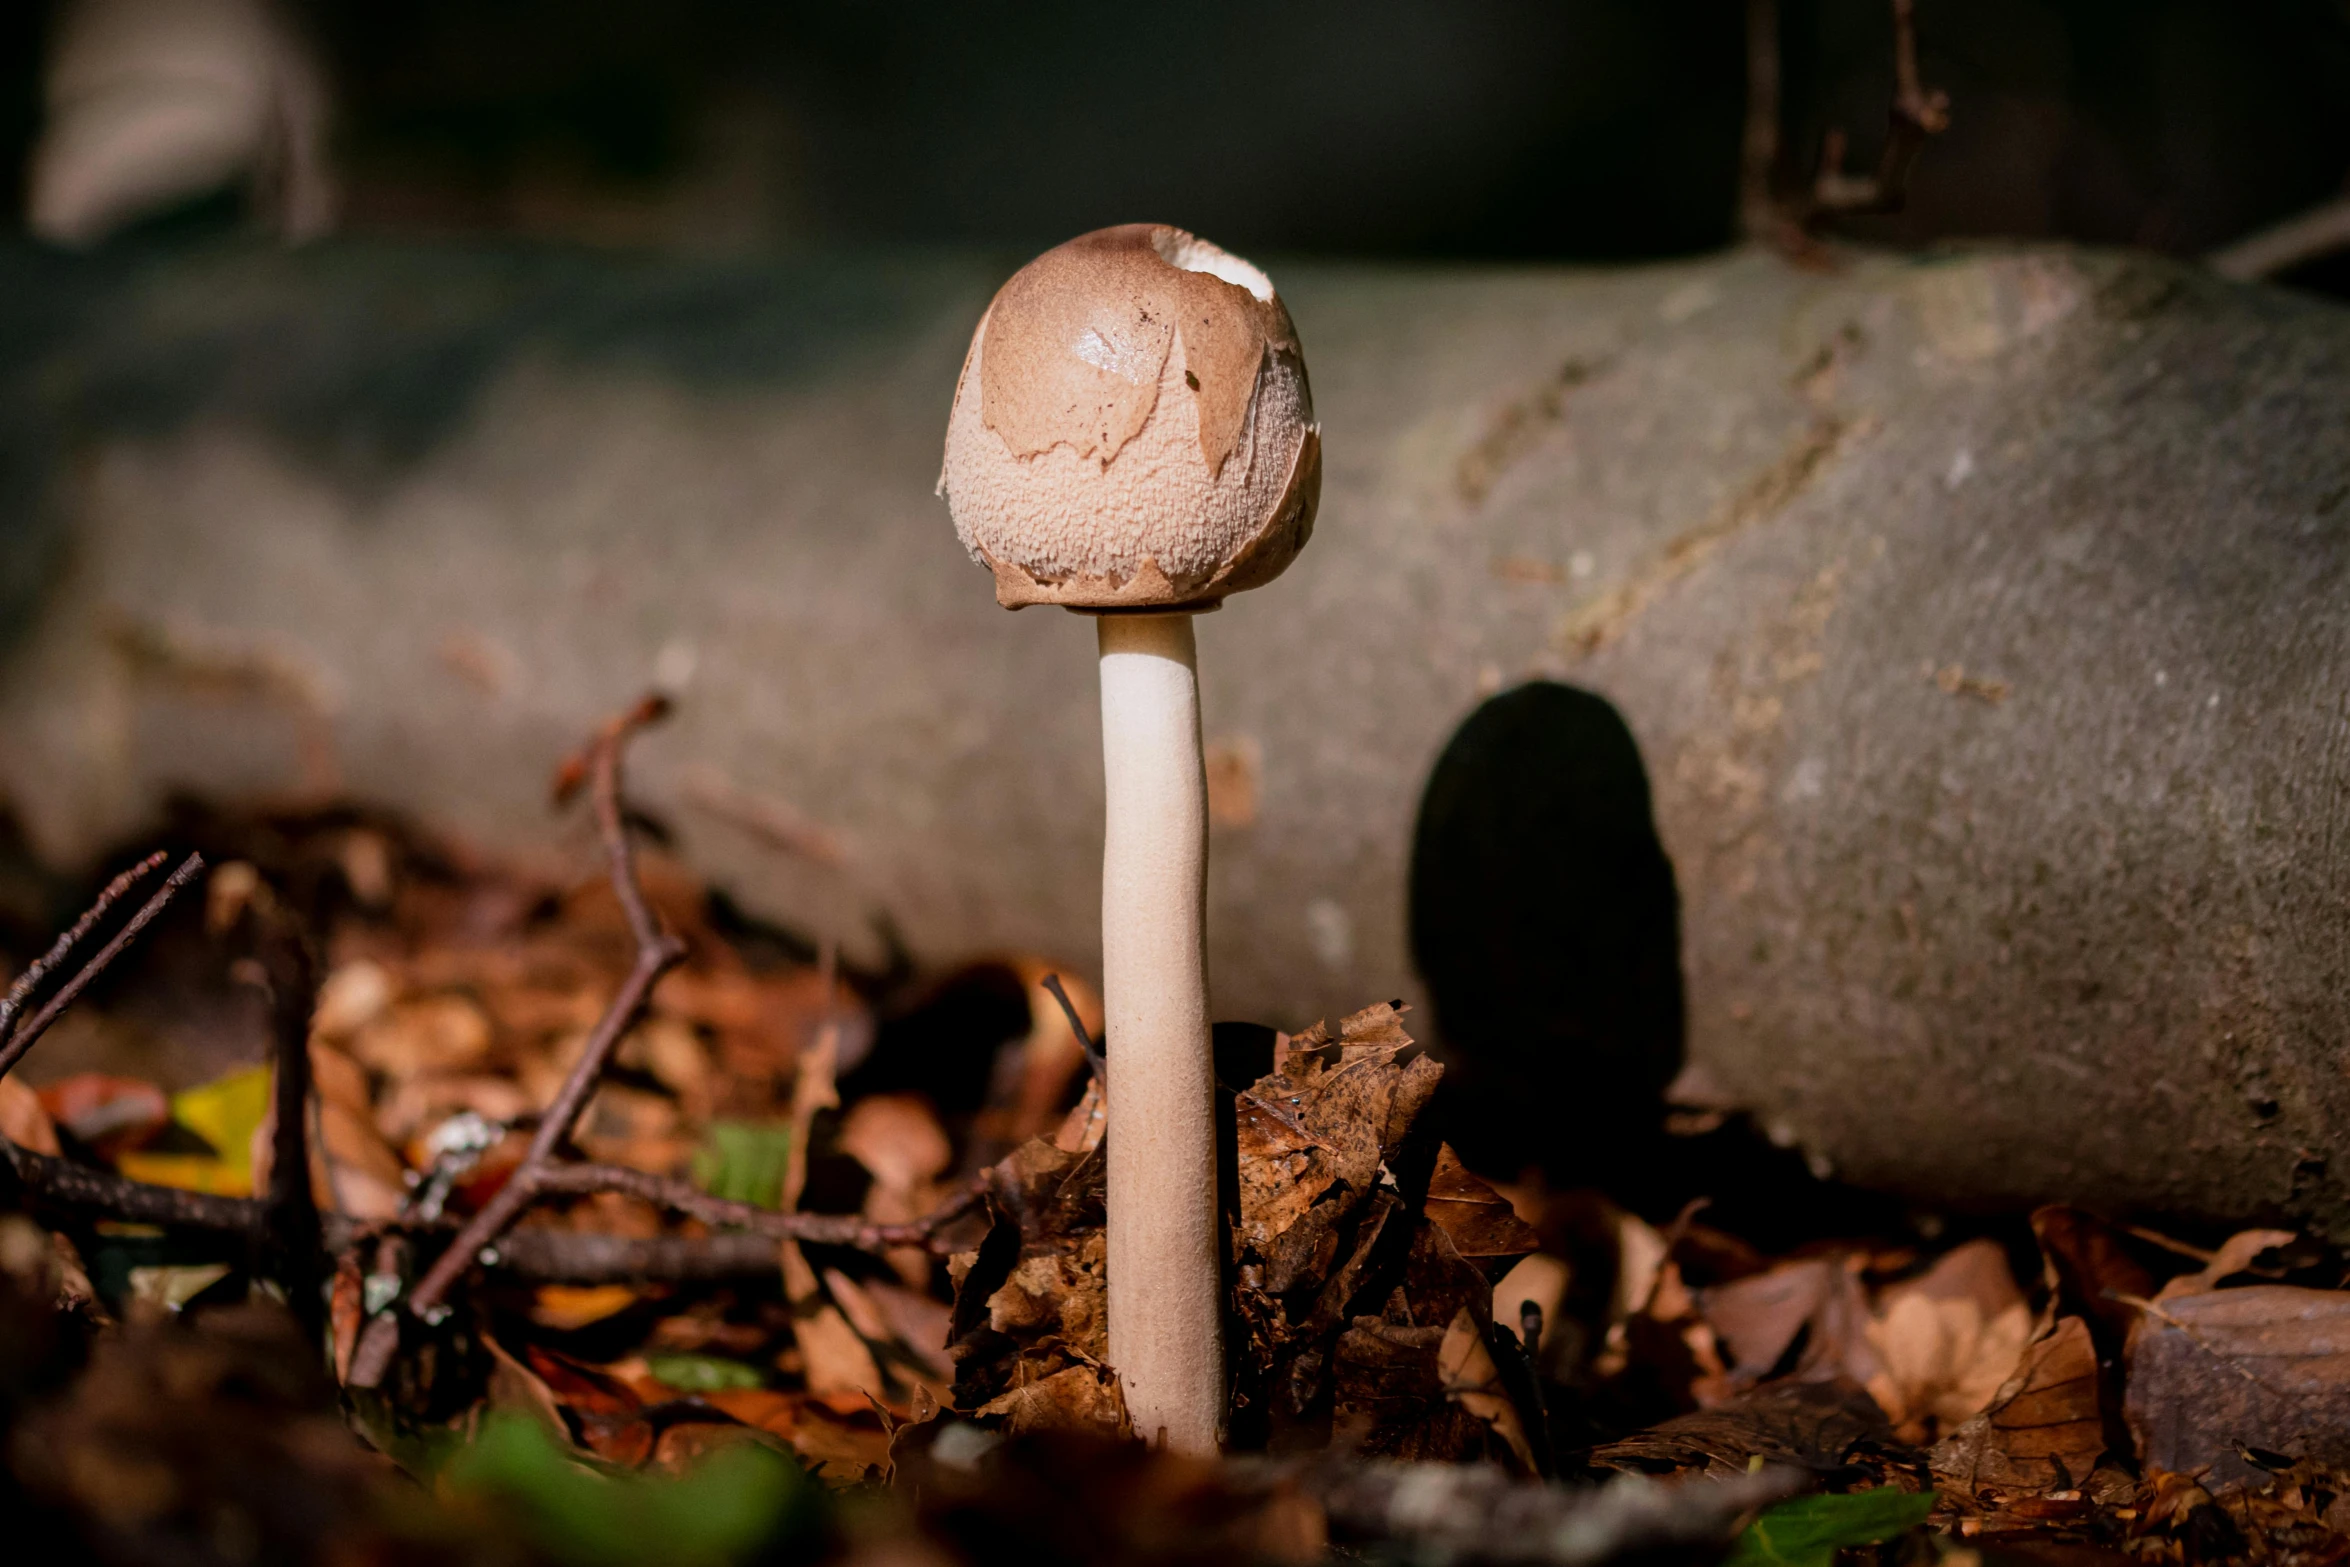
[0,238,2343,1234]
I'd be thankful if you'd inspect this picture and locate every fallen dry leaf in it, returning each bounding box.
[316,1098,408,1219]
[1932,1313,2107,1499]
[839,1093,955,1197]
[307,1041,373,1116]
[948,1134,1109,1417]
[2031,1205,2158,1356]
[37,1072,168,1158]
[483,1331,576,1446]
[2153,1227,2299,1303]
[1590,1377,1891,1476]
[786,1394,894,1479]
[2125,1285,2350,1486]
[701,1385,801,1439]
[841,1091,957,1287]
[621,1013,714,1115]
[978,1361,1131,1438]
[311,958,393,1038]
[862,1278,957,1384]
[942,1001,1529,1462]
[349,994,495,1077]
[1233,1003,1440,1296]
[647,1419,783,1475]
[519,1341,660,1466]
[529,1283,644,1331]
[1422,1144,1542,1280]
[1333,1306,1484,1460]
[785,1240,889,1402]
[1864,1239,2033,1441]
[1698,1253,1878,1396]
[1437,1305,1536,1473]
[0,1075,61,1156]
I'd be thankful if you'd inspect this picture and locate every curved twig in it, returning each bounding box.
[348,696,686,1388]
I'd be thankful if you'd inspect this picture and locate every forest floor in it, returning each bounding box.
[0,698,2342,1567]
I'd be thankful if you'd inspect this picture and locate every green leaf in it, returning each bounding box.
[646,1353,767,1394]
[692,1120,793,1210]
[442,1414,815,1567]
[1727,1488,1939,1567]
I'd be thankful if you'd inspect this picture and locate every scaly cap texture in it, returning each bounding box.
[940,224,1320,609]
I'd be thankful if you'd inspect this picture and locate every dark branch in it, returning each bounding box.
[530,1161,986,1252]
[2,1136,987,1283]
[254,904,324,1338]
[0,851,168,1038]
[489,1227,792,1284]
[4,1140,258,1235]
[0,854,204,1082]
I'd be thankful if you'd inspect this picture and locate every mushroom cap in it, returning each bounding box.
[940,224,1320,609]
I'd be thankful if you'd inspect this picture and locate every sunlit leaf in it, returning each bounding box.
[175,1065,273,1174]
[1727,1488,1939,1567]
[692,1120,793,1210]
[646,1353,768,1395]
[116,1065,276,1195]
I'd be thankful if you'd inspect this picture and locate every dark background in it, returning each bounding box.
[5,1,2350,292]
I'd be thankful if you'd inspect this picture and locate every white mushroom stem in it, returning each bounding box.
[1096,610,1223,1453]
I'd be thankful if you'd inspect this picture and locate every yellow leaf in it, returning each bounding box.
[171,1065,272,1181]
[116,1151,250,1196]
[530,1284,642,1331]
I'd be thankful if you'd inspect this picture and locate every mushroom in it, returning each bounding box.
[940,224,1320,1451]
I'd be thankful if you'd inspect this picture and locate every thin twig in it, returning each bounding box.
[0,851,168,1040]
[347,695,685,1389]
[0,1140,985,1283]
[678,764,847,867]
[0,854,205,1083]
[1804,0,1949,221]
[1743,0,1950,250]
[491,1227,798,1284]
[530,1161,986,1252]
[2208,192,2350,282]
[1040,972,1107,1090]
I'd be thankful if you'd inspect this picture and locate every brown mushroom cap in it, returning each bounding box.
[939,224,1320,609]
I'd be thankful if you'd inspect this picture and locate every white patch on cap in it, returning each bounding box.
[1151,229,1275,302]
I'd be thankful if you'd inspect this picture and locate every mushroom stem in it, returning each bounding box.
[1096,609,1223,1453]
